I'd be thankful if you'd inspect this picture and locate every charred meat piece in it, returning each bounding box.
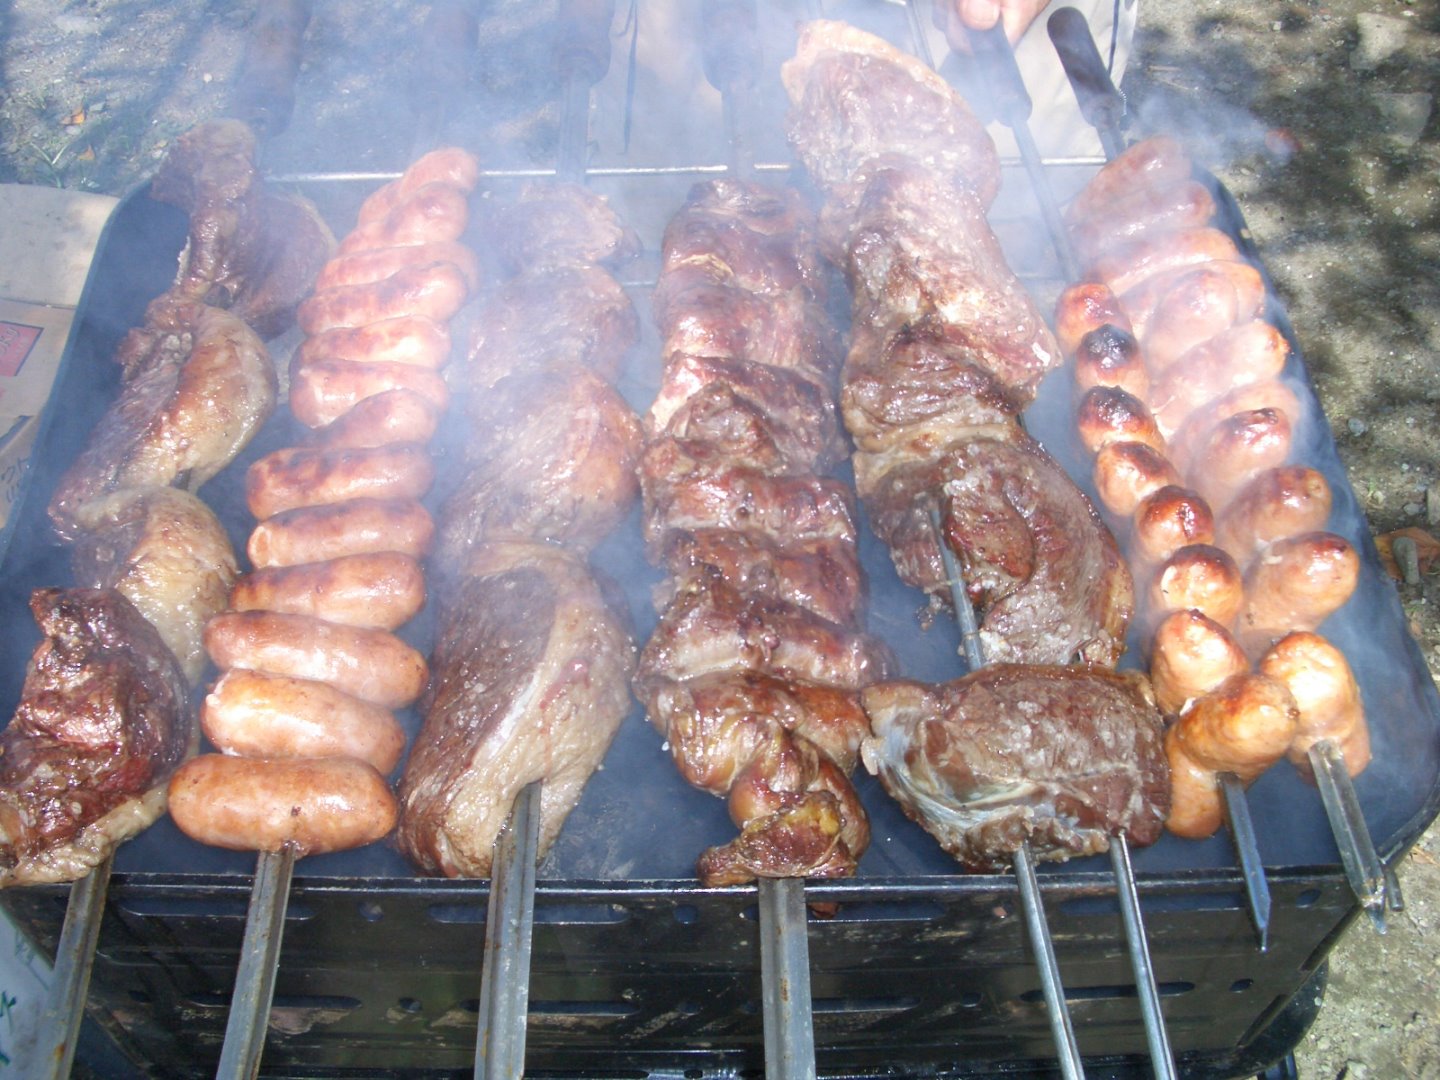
[781,20,1002,218]
[435,368,642,563]
[861,666,1169,871]
[463,263,639,391]
[860,429,1133,667]
[643,673,871,886]
[48,295,276,542]
[397,542,635,877]
[149,118,335,338]
[0,588,193,888]
[486,181,641,273]
[70,487,238,686]
[834,161,1061,406]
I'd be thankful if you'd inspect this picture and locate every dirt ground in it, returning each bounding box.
[0,1,1437,1078]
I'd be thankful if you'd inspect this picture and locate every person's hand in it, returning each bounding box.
[935,0,1052,50]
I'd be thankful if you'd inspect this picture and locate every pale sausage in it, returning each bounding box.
[246,442,435,521]
[229,551,426,630]
[247,497,435,569]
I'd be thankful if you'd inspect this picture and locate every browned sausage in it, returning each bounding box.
[311,388,442,450]
[1073,324,1150,400]
[1092,440,1181,517]
[356,147,480,227]
[295,315,452,370]
[1119,259,1265,342]
[1147,543,1245,630]
[201,669,406,775]
[1054,283,1132,358]
[339,182,471,255]
[246,442,435,521]
[247,497,435,569]
[1147,320,1291,438]
[168,753,398,855]
[1149,608,1249,716]
[1168,378,1301,477]
[229,552,426,630]
[1065,136,1195,225]
[1141,266,1243,374]
[1069,179,1217,265]
[204,609,428,709]
[296,261,469,336]
[1184,407,1294,513]
[290,358,451,430]
[314,240,482,294]
[1237,531,1360,656]
[1132,485,1215,567]
[1214,466,1333,566]
[1076,385,1165,455]
[1165,672,1299,838]
[1258,631,1371,777]
[1088,226,1240,299]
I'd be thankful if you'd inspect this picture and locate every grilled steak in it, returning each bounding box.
[0,588,193,888]
[861,666,1169,871]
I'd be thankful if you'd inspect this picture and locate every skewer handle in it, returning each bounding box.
[30,854,113,1080]
[1308,739,1388,932]
[475,780,543,1080]
[1110,837,1176,1079]
[229,0,313,139]
[1045,7,1128,159]
[216,845,297,1080]
[759,877,816,1080]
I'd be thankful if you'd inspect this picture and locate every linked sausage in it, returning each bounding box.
[296,315,452,370]
[290,358,451,429]
[246,442,435,521]
[1147,320,1291,438]
[1165,672,1299,838]
[1183,407,1294,513]
[1054,283,1132,358]
[1168,378,1301,477]
[1141,266,1242,374]
[1149,609,1249,716]
[1064,136,1195,225]
[1076,386,1164,455]
[311,388,442,450]
[204,609,428,709]
[356,147,479,227]
[339,182,471,255]
[1132,485,1215,567]
[1093,440,1181,517]
[1214,466,1333,566]
[247,497,435,569]
[1258,631,1371,777]
[201,669,406,775]
[314,240,482,294]
[229,551,426,630]
[296,261,469,336]
[1147,543,1245,630]
[1089,226,1240,299]
[1119,260,1265,342]
[1073,324,1149,400]
[168,753,398,855]
[1237,531,1360,656]
[1069,179,1217,265]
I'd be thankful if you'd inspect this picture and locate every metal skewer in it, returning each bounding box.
[698,5,818,1075]
[30,853,113,1080]
[216,844,297,1079]
[1045,4,1394,935]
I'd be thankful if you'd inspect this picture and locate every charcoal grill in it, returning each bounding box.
[2,1,1438,1076]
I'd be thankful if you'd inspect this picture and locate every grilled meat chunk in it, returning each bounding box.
[781,20,1001,215]
[486,181,641,273]
[436,368,642,563]
[861,666,1169,871]
[149,118,335,338]
[48,295,276,542]
[0,588,193,888]
[70,487,238,685]
[397,542,635,877]
[859,428,1133,666]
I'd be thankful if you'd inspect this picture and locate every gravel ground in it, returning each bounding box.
[1,2,1438,1078]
